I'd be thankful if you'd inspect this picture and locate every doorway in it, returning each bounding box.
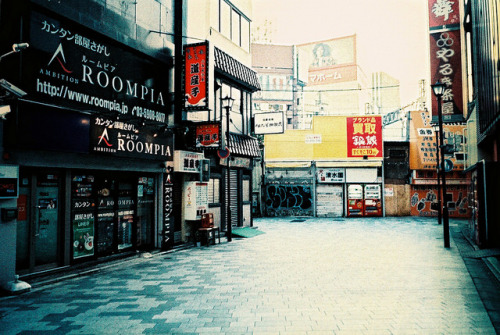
[16,171,62,274]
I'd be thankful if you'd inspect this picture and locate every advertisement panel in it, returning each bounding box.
[428,0,461,29]
[409,111,466,170]
[90,116,173,160]
[297,35,357,86]
[346,116,383,158]
[184,42,208,110]
[429,30,463,118]
[27,11,168,124]
[72,212,95,259]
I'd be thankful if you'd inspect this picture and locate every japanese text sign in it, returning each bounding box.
[346,116,382,158]
[195,123,220,148]
[428,0,461,29]
[28,11,168,125]
[184,42,208,110]
[254,112,284,135]
[429,30,463,117]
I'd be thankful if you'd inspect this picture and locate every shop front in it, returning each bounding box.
[0,6,174,279]
[15,168,163,275]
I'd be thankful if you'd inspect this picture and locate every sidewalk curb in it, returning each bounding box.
[461,226,500,284]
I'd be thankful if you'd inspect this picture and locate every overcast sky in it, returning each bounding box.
[251,0,431,105]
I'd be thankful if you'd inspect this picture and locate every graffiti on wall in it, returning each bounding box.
[410,185,470,218]
[265,184,313,216]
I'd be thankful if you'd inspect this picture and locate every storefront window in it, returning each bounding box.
[137,177,155,248]
[208,178,220,204]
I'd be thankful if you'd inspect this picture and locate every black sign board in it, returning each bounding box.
[162,174,174,250]
[26,11,169,125]
[90,116,173,160]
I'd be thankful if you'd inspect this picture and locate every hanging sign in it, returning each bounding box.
[184,42,209,110]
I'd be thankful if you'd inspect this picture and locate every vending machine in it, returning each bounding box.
[364,184,382,216]
[347,184,364,217]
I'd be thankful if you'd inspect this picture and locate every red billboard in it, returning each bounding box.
[429,30,463,117]
[184,42,208,110]
[428,0,461,29]
[346,116,382,158]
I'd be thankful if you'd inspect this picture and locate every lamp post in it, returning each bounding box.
[222,95,234,242]
[431,81,450,248]
[432,123,442,226]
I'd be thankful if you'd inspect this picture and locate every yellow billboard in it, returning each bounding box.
[264,116,383,161]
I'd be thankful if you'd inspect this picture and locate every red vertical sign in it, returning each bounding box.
[184,42,208,109]
[346,116,382,158]
[429,30,463,117]
[428,0,461,29]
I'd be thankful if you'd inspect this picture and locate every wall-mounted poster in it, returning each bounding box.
[72,212,95,259]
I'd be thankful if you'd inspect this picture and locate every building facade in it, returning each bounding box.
[0,0,177,290]
[251,43,302,130]
[177,0,260,243]
[264,116,384,218]
[463,0,500,247]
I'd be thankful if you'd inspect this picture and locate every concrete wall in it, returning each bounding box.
[384,184,411,216]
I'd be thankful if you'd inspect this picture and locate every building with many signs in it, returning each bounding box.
[176,0,260,243]
[0,0,175,292]
[263,115,384,218]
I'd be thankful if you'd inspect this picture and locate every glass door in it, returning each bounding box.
[16,172,61,273]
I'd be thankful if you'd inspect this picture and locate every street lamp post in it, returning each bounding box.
[222,96,234,242]
[432,123,442,226]
[431,81,450,248]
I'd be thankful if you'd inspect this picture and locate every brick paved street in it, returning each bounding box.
[0,217,497,334]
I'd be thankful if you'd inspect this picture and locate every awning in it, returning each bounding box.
[229,133,261,157]
[214,47,261,92]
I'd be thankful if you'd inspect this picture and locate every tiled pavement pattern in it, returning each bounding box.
[0,217,498,334]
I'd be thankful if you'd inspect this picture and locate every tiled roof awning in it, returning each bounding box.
[214,47,261,92]
[229,133,261,157]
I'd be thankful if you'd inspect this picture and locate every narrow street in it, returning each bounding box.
[0,217,498,334]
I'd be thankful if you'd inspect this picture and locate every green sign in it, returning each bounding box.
[73,212,95,259]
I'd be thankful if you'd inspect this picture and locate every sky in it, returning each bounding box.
[251,0,431,105]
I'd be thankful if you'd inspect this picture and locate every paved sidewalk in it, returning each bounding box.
[0,217,498,334]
